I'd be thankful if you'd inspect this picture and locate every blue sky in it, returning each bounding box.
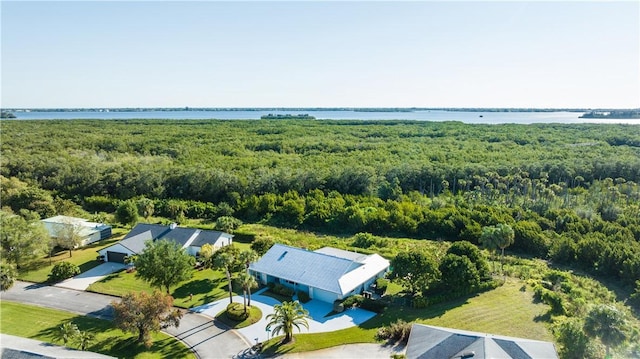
[1,1,638,108]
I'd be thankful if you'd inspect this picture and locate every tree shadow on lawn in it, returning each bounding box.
[174,278,224,305]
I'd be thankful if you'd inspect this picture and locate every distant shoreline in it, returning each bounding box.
[5,107,635,113]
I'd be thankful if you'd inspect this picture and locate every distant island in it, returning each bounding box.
[1,111,16,118]
[580,109,640,119]
[260,113,316,120]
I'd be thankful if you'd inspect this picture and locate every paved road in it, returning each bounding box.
[1,281,250,359]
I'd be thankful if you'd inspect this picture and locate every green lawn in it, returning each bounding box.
[18,236,125,283]
[88,266,235,309]
[262,279,553,355]
[0,301,195,359]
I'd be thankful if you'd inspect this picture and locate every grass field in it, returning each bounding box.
[87,266,235,309]
[262,278,553,355]
[0,301,195,359]
[18,238,121,283]
[18,228,129,283]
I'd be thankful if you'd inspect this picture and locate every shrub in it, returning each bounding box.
[48,262,80,282]
[374,278,389,295]
[270,283,294,298]
[226,302,248,321]
[342,295,364,308]
[361,297,387,313]
[297,290,310,303]
[376,319,412,343]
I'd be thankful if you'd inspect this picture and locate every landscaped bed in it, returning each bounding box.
[215,302,263,329]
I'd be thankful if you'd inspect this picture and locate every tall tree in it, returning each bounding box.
[115,200,138,226]
[494,223,515,272]
[266,301,310,343]
[112,290,183,348]
[214,251,237,304]
[389,251,440,295]
[238,249,259,273]
[584,304,628,358]
[237,271,258,313]
[0,211,49,269]
[250,237,275,256]
[237,249,259,308]
[55,219,83,257]
[135,240,194,293]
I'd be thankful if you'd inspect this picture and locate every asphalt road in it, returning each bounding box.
[1,281,250,359]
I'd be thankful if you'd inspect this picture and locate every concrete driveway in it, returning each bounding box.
[192,290,377,345]
[55,262,127,290]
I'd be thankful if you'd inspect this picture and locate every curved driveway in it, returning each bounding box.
[1,281,249,359]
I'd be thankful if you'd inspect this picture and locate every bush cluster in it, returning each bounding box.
[226,302,248,321]
[297,290,310,303]
[48,262,80,282]
[341,294,387,313]
[266,282,294,298]
[375,319,412,343]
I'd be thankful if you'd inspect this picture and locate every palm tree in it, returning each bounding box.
[584,304,628,358]
[479,226,499,272]
[480,224,514,274]
[238,249,259,273]
[237,271,257,313]
[75,331,95,351]
[55,322,79,346]
[266,301,310,343]
[0,262,17,291]
[214,252,236,304]
[494,223,514,272]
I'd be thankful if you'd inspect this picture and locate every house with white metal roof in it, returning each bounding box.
[405,324,559,359]
[97,223,232,263]
[249,244,390,303]
[41,215,112,247]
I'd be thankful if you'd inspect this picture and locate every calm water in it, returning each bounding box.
[5,109,640,124]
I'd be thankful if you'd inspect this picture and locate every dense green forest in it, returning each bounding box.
[2,120,640,293]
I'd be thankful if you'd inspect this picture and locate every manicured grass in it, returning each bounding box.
[0,301,195,359]
[17,236,125,283]
[262,279,553,355]
[88,267,235,309]
[215,304,263,329]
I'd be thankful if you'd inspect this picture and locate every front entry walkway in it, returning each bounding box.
[54,262,126,290]
[192,292,377,345]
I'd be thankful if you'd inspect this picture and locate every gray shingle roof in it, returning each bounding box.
[123,223,171,240]
[106,223,231,255]
[406,324,558,359]
[249,244,389,295]
[191,231,229,247]
[118,230,153,253]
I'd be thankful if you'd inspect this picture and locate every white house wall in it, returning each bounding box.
[81,232,102,246]
[97,244,135,261]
